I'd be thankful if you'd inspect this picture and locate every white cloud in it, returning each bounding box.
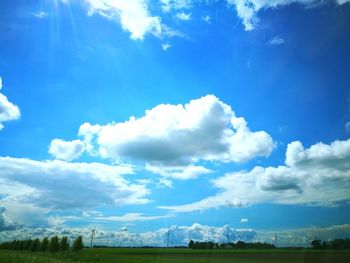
[337,0,350,4]
[49,139,85,161]
[84,0,162,40]
[0,77,21,130]
[40,212,172,225]
[256,224,350,247]
[160,138,350,212]
[345,121,350,134]
[162,43,171,50]
[267,36,285,46]
[241,218,248,223]
[91,213,172,222]
[202,15,211,23]
[285,139,350,169]
[33,11,48,18]
[0,207,19,231]
[147,165,211,180]
[176,11,191,21]
[227,0,348,31]
[1,222,350,247]
[0,157,149,226]
[157,177,173,188]
[78,122,101,154]
[161,0,193,12]
[0,223,256,246]
[78,95,274,168]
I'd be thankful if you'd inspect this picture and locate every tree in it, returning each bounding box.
[41,237,49,251]
[188,240,195,249]
[72,236,84,251]
[60,236,70,253]
[235,241,247,249]
[311,239,322,249]
[30,238,41,252]
[48,236,60,253]
[23,239,32,250]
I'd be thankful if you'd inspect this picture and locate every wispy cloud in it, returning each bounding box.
[267,36,285,46]
[227,0,349,31]
[160,0,193,13]
[202,15,211,23]
[162,43,171,50]
[176,11,191,21]
[345,121,350,134]
[33,11,48,19]
[92,213,172,222]
[76,0,350,42]
[337,0,350,4]
[147,165,212,180]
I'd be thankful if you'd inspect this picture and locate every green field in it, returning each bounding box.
[1,248,350,263]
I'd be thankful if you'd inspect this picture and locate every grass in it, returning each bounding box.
[1,248,350,263]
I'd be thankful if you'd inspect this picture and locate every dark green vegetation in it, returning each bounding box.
[1,248,350,263]
[188,240,275,249]
[1,238,350,262]
[0,236,82,252]
[310,238,350,249]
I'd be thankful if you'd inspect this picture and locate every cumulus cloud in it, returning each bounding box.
[227,0,348,31]
[79,95,274,168]
[160,138,350,212]
[0,157,149,226]
[49,139,85,161]
[0,207,20,231]
[0,223,256,246]
[84,0,162,40]
[0,77,20,130]
[1,222,350,247]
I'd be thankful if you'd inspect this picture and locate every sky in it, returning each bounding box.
[0,0,350,247]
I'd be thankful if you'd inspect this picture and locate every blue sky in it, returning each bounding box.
[1,0,350,246]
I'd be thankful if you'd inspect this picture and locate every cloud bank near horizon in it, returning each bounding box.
[1,221,350,248]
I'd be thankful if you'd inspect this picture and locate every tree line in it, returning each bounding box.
[0,236,84,252]
[188,240,275,249]
[311,238,350,250]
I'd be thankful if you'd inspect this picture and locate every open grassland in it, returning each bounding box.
[1,248,350,263]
